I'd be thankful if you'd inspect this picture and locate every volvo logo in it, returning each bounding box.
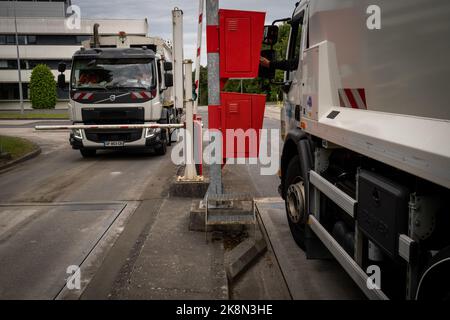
[109,95,116,102]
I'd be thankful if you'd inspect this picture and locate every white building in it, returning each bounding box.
[0,0,149,109]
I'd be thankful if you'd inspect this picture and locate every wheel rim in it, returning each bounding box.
[287,179,305,224]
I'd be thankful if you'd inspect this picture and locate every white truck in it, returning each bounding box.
[57,26,178,157]
[262,0,450,300]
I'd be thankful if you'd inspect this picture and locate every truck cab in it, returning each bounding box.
[65,47,175,157]
[57,27,177,158]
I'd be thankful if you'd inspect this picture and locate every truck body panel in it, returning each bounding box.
[278,0,450,300]
[285,0,450,189]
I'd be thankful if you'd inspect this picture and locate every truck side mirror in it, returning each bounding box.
[164,73,173,87]
[258,49,276,80]
[57,74,66,89]
[163,62,173,72]
[263,25,279,46]
[58,62,67,73]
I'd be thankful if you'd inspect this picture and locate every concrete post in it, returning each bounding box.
[183,60,197,180]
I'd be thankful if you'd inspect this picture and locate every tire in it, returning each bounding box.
[416,246,450,300]
[155,109,169,155]
[80,148,96,158]
[284,155,307,250]
[154,140,167,156]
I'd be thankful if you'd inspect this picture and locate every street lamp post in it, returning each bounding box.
[13,0,24,114]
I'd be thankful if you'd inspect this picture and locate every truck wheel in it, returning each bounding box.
[416,246,450,300]
[80,149,96,158]
[285,155,306,250]
[154,141,167,156]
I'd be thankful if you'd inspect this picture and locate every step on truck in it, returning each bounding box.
[57,25,178,157]
[260,0,450,300]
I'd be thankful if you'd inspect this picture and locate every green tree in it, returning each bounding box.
[29,64,57,109]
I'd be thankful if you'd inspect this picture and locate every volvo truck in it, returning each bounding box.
[261,0,450,300]
[57,27,178,157]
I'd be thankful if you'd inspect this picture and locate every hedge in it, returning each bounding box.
[29,64,57,109]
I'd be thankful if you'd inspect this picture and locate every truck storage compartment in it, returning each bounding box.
[85,129,143,143]
[357,170,410,259]
[82,107,144,124]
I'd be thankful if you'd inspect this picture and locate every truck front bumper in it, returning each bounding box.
[69,128,163,150]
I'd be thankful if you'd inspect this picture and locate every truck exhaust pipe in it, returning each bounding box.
[92,23,100,48]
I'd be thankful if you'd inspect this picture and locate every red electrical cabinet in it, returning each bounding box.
[221,92,266,159]
[219,9,266,79]
[207,8,267,160]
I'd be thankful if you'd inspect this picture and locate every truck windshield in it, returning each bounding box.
[71,59,156,90]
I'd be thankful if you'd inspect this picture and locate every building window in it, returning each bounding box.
[34,35,78,45]
[6,35,15,45]
[75,35,91,43]
[0,83,29,101]
[28,60,71,70]
[27,35,36,44]
[0,34,90,45]
[0,60,26,69]
[18,35,26,45]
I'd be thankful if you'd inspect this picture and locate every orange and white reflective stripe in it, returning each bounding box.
[141,91,152,98]
[131,92,143,99]
[73,92,94,100]
[131,91,152,99]
[338,88,367,110]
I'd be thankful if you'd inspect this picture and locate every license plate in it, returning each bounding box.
[104,141,124,147]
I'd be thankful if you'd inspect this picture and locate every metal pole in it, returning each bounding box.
[13,0,24,114]
[206,0,223,195]
[194,0,204,114]
[183,60,197,180]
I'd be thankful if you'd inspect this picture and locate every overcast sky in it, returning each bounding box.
[72,0,296,65]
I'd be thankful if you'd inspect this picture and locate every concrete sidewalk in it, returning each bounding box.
[107,197,228,300]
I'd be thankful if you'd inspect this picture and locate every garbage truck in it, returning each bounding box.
[57,25,178,157]
[261,0,450,300]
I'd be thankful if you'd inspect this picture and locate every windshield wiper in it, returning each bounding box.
[74,85,108,91]
[106,86,149,91]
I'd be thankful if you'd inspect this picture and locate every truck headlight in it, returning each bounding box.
[145,128,161,138]
[72,129,83,140]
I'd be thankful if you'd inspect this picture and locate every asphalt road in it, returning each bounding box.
[0,122,176,299]
[0,106,362,300]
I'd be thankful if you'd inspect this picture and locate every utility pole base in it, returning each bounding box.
[169,175,209,198]
[189,200,248,233]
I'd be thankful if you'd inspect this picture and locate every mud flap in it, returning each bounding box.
[305,225,333,260]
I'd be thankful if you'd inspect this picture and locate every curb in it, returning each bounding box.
[224,230,267,281]
[0,144,41,172]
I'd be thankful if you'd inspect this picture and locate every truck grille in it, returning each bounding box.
[82,108,144,124]
[85,129,143,143]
